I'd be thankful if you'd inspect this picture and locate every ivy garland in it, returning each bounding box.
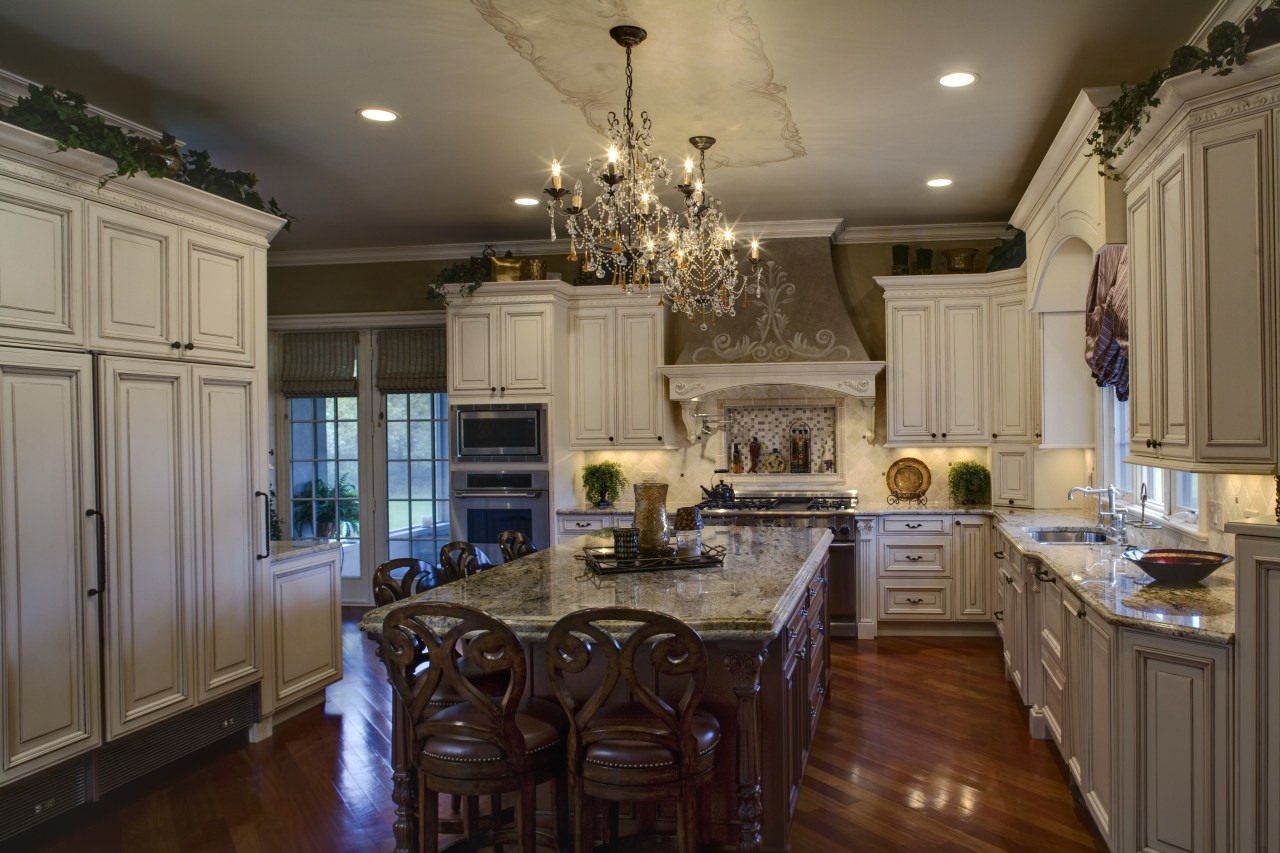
[1,85,293,228]
[1089,3,1280,180]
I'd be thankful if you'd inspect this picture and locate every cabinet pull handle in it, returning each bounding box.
[255,491,270,560]
[575,521,591,528]
[86,508,106,598]
[993,610,1004,621]
[1076,608,1087,620]
[905,554,923,561]
[1034,567,1056,585]
[170,341,183,350]
[1035,432,1042,439]
[993,550,1006,559]
[905,522,922,529]
[906,597,924,604]
[1004,575,1015,585]
[183,342,195,350]
[786,627,797,642]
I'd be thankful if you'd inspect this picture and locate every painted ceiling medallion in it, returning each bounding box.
[470,0,805,167]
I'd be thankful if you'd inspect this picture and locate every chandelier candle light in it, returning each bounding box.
[544,25,761,327]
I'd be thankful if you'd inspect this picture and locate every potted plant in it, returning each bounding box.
[948,460,991,507]
[292,472,360,538]
[581,461,628,508]
[428,260,485,306]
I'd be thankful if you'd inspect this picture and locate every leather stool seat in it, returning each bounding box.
[422,697,567,781]
[581,702,720,788]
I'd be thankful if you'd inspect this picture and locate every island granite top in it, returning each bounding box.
[359,525,832,643]
[269,539,341,561]
[996,511,1235,644]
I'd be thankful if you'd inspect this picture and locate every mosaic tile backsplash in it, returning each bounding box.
[725,404,838,474]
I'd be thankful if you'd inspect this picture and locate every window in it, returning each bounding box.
[1102,388,1202,533]
[385,392,452,563]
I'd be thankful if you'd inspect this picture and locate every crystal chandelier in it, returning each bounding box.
[544,25,677,293]
[666,135,762,329]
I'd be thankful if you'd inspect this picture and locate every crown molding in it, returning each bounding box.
[833,222,1012,244]
[1188,0,1255,48]
[0,69,176,144]
[736,218,845,239]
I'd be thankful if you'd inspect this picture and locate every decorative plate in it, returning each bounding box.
[886,457,930,500]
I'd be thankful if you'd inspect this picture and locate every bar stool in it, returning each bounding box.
[372,557,440,605]
[545,607,721,853]
[439,540,493,580]
[381,602,570,852]
[498,530,538,563]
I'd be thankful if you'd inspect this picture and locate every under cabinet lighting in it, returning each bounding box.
[358,108,399,122]
[926,178,953,187]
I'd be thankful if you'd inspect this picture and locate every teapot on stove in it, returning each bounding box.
[700,469,736,503]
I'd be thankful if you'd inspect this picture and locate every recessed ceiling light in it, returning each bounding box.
[358,108,399,122]
[939,72,977,88]
[927,178,953,188]
[513,197,540,206]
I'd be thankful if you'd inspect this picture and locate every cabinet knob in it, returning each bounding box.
[992,433,998,439]
[930,432,937,439]
[499,386,505,394]
[1004,575,1015,585]
[954,519,960,526]
[1008,499,1015,505]
[941,432,947,439]
[993,609,1004,621]
[993,550,1006,559]
[608,436,614,443]
[490,386,497,394]
[183,342,195,350]
[656,435,662,442]
[1034,432,1041,439]
[170,341,183,350]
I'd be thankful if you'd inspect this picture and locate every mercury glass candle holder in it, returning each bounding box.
[633,481,670,555]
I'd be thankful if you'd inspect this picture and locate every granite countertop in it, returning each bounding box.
[995,510,1235,644]
[359,525,832,642]
[558,502,997,516]
[557,503,638,515]
[269,539,341,560]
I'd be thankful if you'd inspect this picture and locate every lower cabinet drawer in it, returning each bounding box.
[878,537,950,576]
[559,515,606,534]
[877,581,953,619]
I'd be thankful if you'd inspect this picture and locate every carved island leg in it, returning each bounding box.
[370,630,416,853]
[725,648,766,853]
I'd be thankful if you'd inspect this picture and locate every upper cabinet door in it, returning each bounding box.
[615,307,664,445]
[500,305,552,394]
[181,230,254,365]
[938,298,988,443]
[991,293,1031,442]
[0,176,83,347]
[88,203,182,357]
[887,301,935,442]
[1125,175,1157,460]
[569,308,614,445]
[448,307,498,395]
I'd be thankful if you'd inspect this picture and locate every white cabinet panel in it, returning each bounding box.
[0,177,82,345]
[615,308,664,444]
[992,445,1033,508]
[182,230,254,365]
[89,204,181,355]
[501,306,551,393]
[449,310,497,394]
[938,299,987,442]
[192,368,260,701]
[569,298,666,448]
[886,301,934,442]
[991,292,1032,442]
[0,350,99,781]
[268,551,341,708]
[953,516,991,620]
[448,302,553,398]
[99,358,195,738]
[569,309,613,445]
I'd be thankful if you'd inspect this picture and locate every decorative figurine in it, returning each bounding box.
[748,436,762,473]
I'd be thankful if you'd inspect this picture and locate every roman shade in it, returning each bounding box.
[278,331,359,397]
[375,328,447,393]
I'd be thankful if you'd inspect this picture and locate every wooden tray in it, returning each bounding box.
[578,545,726,575]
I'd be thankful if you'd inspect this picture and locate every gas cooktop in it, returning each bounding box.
[695,494,856,513]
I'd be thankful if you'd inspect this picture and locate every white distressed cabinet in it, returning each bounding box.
[1226,520,1280,852]
[568,296,668,448]
[1121,70,1278,473]
[992,533,1028,702]
[0,175,83,347]
[875,514,990,624]
[0,349,100,784]
[447,300,555,398]
[556,511,635,544]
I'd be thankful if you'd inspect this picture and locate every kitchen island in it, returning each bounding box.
[360,524,833,852]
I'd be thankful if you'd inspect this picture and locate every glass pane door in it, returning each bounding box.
[384,392,451,567]
[287,396,361,580]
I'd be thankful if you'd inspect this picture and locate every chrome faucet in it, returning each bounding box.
[1067,484,1126,544]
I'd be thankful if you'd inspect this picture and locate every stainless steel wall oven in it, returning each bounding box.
[450,469,550,564]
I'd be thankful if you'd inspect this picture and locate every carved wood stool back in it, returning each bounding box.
[498,529,538,563]
[438,540,492,581]
[545,607,721,853]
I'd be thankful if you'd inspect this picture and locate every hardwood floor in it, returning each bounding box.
[5,613,1104,852]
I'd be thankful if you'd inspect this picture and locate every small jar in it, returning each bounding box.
[675,529,702,557]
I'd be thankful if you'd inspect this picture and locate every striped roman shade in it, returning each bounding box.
[278,331,359,397]
[375,327,446,393]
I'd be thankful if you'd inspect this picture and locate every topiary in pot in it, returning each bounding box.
[948,460,991,507]
[581,461,627,508]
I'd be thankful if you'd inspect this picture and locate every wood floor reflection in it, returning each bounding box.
[5,614,1104,852]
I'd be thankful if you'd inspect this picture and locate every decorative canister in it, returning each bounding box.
[612,527,640,560]
[673,506,704,531]
[942,247,978,272]
[633,481,670,555]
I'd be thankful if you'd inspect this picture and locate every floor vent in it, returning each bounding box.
[0,757,88,842]
[96,690,256,795]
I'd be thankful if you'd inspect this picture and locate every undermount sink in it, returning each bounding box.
[1027,528,1111,544]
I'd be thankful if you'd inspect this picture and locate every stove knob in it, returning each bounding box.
[838,524,851,538]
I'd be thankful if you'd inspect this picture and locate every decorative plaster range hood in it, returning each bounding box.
[656,255,885,442]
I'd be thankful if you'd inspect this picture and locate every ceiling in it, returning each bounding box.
[0,0,1214,255]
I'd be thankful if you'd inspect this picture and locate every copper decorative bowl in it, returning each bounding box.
[1121,548,1233,586]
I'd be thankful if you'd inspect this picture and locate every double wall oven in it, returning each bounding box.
[695,491,858,625]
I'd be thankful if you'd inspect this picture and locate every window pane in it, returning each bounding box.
[410,422,431,459]
[387,421,408,459]
[336,396,357,419]
[409,394,431,419]
[384,392,450,570]
[387,461,409,500]
[386,394,407,420]
[337,420,359,457]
